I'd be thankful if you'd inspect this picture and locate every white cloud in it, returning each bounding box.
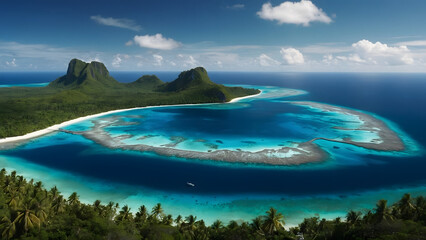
[178,54,199,68]
[5,58,17,67]
[83,56,102,63]
[257,0,332,26]
[301,44,350,54]
[351,39,413,65]
[348,54,366,63]
[112,55,122,67]
[227,4,245,9]
[215,60,223,68]
[125,40,133,46]
[280,48,305,64]
[111,54,129,68]
[322,54,335,64]
[153,54,163,66]
[258,54,281,66]
[90,15,141,31]
[396,40,426,47]
[133,34,181,50]
[186,56,198,67]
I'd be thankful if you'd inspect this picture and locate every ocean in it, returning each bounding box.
[0,71,425,225]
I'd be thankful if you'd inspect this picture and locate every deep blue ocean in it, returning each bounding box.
[1,71,425,224]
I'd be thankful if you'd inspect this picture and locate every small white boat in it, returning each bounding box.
[186,182,195,187]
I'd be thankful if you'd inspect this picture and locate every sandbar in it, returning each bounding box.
[290,101,404,151]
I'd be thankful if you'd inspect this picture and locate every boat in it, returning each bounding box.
[186,182,195,187]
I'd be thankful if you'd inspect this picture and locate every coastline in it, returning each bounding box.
[61,115,328,166]
[0,90,262,146]
[229,91,262,103]
[290,101,405,151]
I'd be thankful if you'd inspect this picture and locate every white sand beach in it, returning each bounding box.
[0,91,262,145]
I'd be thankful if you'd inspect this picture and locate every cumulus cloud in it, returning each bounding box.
[90,15,141,31]
[153,54,163,66]
[351,39,413,65]
[133,34,181,50]
[258,54,281,66]
[280,48,305,64]
[257,0,332,26]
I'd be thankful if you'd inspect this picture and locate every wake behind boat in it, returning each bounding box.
[186,182,195,187]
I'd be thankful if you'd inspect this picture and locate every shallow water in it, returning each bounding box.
[0,72,425,225]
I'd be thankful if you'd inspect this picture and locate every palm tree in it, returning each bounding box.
[374,199,394,223]
[185,215,197,231]
[174,214,183,228]
[183,215,197,237]
[116,205,133,222]
[397,193,415,219]
[15,176,26,192]
[67,192,80,206]
[162,214,173,225]
[10,171,16,181]
[51,195,66,214]
[211,220,223,230]
[93,200,102,215]
[2,178,13,192]
[250,216,265,236]
[227,220,239,229]
[0,216,16,240]
[33,181,43,194]
[14,207,41,233]
[7,190,20,210]
[263,207,285,235]
[31,198,48,224]
[151,203,164,221]
[346,210,361,226]
[49,186,60,201]
[135,205,148,224]
[0,168,6,179]
[415,196,426,220]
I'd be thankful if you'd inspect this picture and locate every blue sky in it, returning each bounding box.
[2,0,426,72]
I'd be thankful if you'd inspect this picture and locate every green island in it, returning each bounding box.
[0,59,259,138]
[1,169,425,240]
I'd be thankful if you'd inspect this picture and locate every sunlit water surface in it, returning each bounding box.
[0,72,425,226]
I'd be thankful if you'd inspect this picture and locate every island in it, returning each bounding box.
[0,59,260,139]
[0,59,406,166]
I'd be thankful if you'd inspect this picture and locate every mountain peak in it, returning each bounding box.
[49,59,118,89]
[160,66,213,92]
[127,75,164,90]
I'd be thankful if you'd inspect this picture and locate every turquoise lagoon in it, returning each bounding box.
[0,72,425,226]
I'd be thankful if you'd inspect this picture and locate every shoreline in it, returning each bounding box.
[0,91,262,146]
[291,101,405,151]
[229,91,262,103]
[61,115,328,166]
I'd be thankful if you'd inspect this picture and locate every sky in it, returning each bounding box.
[1,0,426,72]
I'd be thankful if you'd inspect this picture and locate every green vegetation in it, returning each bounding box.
[0,59,259,138]
[1,169,426,239]
[126,75,164,90]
